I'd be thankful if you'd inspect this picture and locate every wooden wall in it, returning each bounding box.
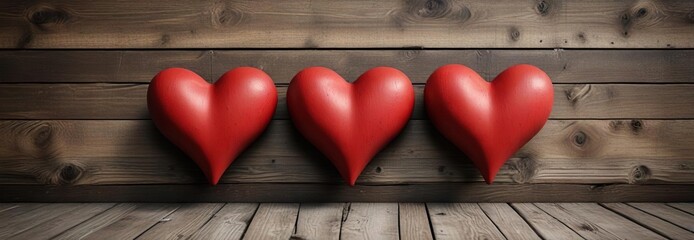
[0,0,693,202]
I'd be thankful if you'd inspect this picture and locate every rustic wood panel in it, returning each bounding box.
[478,203,541,240]
[399,203,434,240]
[53,203,139,240]
[510,203,583,239]
[427,203,506,240]
[1,0,693,48]
[667,203,694,215]
[189,203,258,240]
[601,203,694,239]
[137,203,224,240]
[79,204,179,240]
[292,203,344,240]
[340,203,399,240]
[0,203,89,238]
[1,184,693,202]
[628,203,694,231]
[2,83,694,120]
[1,120,692,185]
[242,203,299,240]
[1,50,692,84]
[8,203,113,240]
[537,203,665,239]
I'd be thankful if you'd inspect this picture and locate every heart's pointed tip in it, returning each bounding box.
[347,177,357,187]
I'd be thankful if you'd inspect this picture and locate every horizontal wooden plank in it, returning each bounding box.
[1,84,693,120]
[1,0,692,48]
[1,50,692,84]
[1,119,692,185]
[1,184,692,202]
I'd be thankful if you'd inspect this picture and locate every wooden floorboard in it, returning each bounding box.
[189,203,258,240]
[427,203,506,240]
[601,203,694,239]
[479,203,541,240]
[628,203,694,232]
[1,0,692,48]
[340,203,399,240]
[2,83,694,120]
[667,203,694,215]
[292,203,344,240]
[242,203,299,240]
[1,50,692,84]
[0,202,691,239]
[137,203,224,240]
[2,120,693,186]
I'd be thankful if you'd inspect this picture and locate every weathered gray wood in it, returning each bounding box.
[1,50,692,83]
[538,203,666,239]
[479,203,541,240]
[1,0,692,48]
[0,204,46,223]
[8,203,113,240]
[667,203,694,215]
[3,84,694,120]
[292,203,344,240]
[534,203,623,239]
[137,203,224,240]
[78,204,179,240]
[427,203,506,240]
[242,203,299,240]
[1,119,692,185]
[628,203,694,232]
[340,203,399,240]
[510,203,583,239]
[53,204,139,240]
[2,184,694,203]
[190,203,258,240]
[0,203,84,238]
[601,203,694,239]
[399,203,434,240]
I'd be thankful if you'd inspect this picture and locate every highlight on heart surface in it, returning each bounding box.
[287,66,415,186]
[147,67,277,185]
[424,64,554,184]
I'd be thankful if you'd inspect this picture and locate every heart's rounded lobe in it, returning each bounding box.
[148,67,277,185]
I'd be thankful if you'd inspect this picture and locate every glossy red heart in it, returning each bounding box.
[147,67,277,185]
[287,67,415,186]
[424,64,553,184]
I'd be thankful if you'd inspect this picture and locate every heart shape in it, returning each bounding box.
[147,68,277,185]
[424,64,553,184]
[287,67,414,186]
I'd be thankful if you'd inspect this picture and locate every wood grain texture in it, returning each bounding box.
[1,120,692,185]
[399,203,434,240]
[510,203,583,239]
[53,203,139,240]
[667,203,694,215]
[427,203,505,240]
[1,50,692,83]
[1,0,693,48]
[0,203,87,238]
[628,203,694,232]
[537,203,665,239]
[601,203,694,239]
[292,203,344,240]
[8,203,113,240]
[534,203,629,239]
[2,84,694,120]
[478,203,541,240]
[189,203,258,240]
[340,203,399,240]
[79,204,179,240]
[137,203,224,240]
[242,203,299,240]
[1,184,693,202]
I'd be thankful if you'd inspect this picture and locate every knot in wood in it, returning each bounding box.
[374,166,383,173]
[26,4,73,27]
[536,0,550,16]
[33,123,53,149]
[401,50,420,61]
[630,119,643,133]
[509,27,521,41]
[572,131,587,146]
[58,164,84,184]
[629,165,650,183]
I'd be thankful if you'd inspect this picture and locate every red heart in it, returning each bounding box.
[287,67,414,186]
[147,68,277,185]
[424,64,553,184]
